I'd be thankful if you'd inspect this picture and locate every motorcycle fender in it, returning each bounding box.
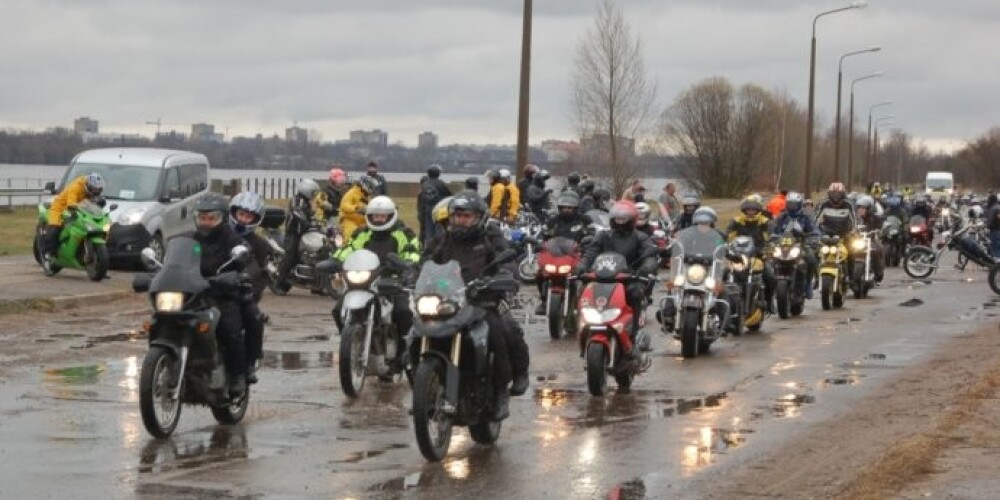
[342,290,375,311]
[819,266,839,281]
[682,294,704,309]
[148,338,182,358]
[469,321,490,377]
[378,296,394,323]
[422,351,461,407]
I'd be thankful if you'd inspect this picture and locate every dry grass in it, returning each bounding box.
[834,365,1000,500]
[0,297,54,316]
[0,207,39,256]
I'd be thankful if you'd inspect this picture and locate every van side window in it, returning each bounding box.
[179,164,208,196]
[163,167,181,199]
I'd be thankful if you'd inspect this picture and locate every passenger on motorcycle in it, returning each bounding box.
[576,201,659,353]
[275,179,324,292]
[771,192,820,299]
[192,193,252,397]
[727,195,776,309]
[854,195,885,283]
[43,173,105,268]
[333,196,421,368]
[228,192,270,384]
[339,175,379,240]
[422,192,531,420]
[533,191,592,314]
[673,195,701,232]
[635,202,655,236]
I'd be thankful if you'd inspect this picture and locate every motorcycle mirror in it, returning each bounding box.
[140,247,162,271]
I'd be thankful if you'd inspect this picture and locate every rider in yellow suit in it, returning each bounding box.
[339,176,378,241]
[44,173,105,259]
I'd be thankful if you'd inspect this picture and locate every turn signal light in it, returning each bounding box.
[197,322,212,334]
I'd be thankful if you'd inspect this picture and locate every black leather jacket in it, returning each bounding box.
[579,228,659,275]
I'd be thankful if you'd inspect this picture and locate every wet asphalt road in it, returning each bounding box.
[1,255,998,499]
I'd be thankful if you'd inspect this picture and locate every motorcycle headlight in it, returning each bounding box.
[558,265,573,274]
[851,239,867,251]
[544,264,557,273]
[686,265,707,284]
[345,270,372,284]
[788,246,801,259]
[580,307,621,325]
[772,247,783,259]
[909,226,922,234]
[103,223,112,232]
[155,292,184,312]
[416,296,441,316]
[821,246,832,255]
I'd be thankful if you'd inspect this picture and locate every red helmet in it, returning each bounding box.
[328,167,346,185]
[609,201,638,232]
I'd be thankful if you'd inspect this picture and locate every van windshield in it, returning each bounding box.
[926,178,953,190]
[64,163,162,201]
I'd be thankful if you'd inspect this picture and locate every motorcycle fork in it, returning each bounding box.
[359,305,375,374]
[172,346,189,401]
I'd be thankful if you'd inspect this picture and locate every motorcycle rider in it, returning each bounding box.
[563,171,582,195]
[42,172,105,271]
[333,196,421,368]
[228,192,270,384]
[853,195,885,283]
[592,186,613,212]
[339,175,379,240]
[464,176,479,193]
[815,182,858,280]
[659,206,729,332]
[727,195,776,310]
[274,179,323,292]
[323,166,349,230]
[909,194,936,241]
[578,180,597,213]
[417,164,452,247]
[634,202,655,236]
[883,193,909,222]
[518,164,539,196]
[771,192,820,299]
[673,195,701,232]
[526,170,553,221]
[365,161,388,196]
[488,168,520,223]
[191,193,251,398]
[534,191,592,315]
[576,201,659,354]
[422,192,531,420]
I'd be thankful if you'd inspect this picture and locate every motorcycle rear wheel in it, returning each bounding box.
[680,309,700,359]
[412,357,453,461]
[904,246,936,279]
[339,323,367,398]
[139,346,182,438]
[547,294,563,340]
[586,343,608,396]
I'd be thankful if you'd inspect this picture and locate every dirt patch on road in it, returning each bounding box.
[703,324,1000,500]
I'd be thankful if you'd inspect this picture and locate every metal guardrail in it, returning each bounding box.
[0,178,51,209]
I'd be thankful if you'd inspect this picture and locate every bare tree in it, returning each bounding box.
[571,0,657,197]
[661,77,778,198]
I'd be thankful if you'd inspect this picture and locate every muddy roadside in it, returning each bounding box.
[697,321,1000,500]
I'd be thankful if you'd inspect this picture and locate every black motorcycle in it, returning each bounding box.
[133,237,252,438]
[770,225,810,319]
[409,251,517,461]
[268,207,343,297]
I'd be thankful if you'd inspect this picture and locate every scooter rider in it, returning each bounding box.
[772,192,820,299]
[333,196,421,368]
[534,191,592,315]
[726,195,776,309]
[422,192,531,421]
[43,173,105,270]
[576,201,659,353]
[228,192,270,384]
[192,193,251,398]
[854,195,885,283]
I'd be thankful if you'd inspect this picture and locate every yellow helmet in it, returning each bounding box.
[432,196,453,224]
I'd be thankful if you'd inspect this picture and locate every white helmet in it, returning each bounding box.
[635,202,651,226]
[365,195,398,231]
[498,168,512,181]
[692,206,717,225]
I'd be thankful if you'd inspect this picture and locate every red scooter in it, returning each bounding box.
[535,236,582,340]
[576,252,651,396]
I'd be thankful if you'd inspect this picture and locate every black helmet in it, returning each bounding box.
[567,171,581,186]
[593,187,611,201]
[579,179,595,195]
[194,193,228,239]
[427,164,442,178]
[447,192,488,241]
[557,191,580,219]
[464,176,479,191]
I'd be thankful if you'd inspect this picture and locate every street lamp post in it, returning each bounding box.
[847,71,883,191]
[835,47,880,181]
[804,1,867,196]
[865,101,892,183]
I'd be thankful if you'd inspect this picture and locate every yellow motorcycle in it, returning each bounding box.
[818,235,849,310]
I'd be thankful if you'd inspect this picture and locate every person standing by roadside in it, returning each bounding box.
[417,164,452,247]
[658,182,680,220]
[621,179,645,202]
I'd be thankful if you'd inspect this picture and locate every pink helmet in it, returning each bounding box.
[328,167,346,185]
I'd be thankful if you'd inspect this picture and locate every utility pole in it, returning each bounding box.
[515,0,533,179]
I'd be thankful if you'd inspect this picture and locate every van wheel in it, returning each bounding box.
[149,233,164,265]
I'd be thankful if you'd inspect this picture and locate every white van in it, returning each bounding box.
[924,171,954,202]
[48,148,211,266]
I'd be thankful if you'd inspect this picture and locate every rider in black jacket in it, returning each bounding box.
[422,192,530,420]
[534,191,592,315]
[576,201,659,349]
[228,191,271,384]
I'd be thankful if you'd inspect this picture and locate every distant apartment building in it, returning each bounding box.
[541,139,581,164]
[74,117,99,134]
[349,129,388,148]
[285,125,308,143]
[418,131,438,150]
[580,133,635,158]
[191,123,224,143]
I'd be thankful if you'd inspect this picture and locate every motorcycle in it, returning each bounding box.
[770,225,810,319]
[649,219,673,269]
[267,206,343,297]
[329,249,411,398]
[727,236,766,333]
[659,230,734,359]
[818,235,849,310]
[33,199,111,281]
[904,224,996,279]
[409,251,518,462]
[908,215,933,247]
[535,236,582,340]
[576,252,652,395]
[507,224,543,284]
[132,237,252,438]
[849,229,879,299]
[881,215,906,268]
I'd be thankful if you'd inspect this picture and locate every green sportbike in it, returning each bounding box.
[33,199,112,281]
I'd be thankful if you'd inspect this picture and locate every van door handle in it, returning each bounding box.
[181,207,187,219]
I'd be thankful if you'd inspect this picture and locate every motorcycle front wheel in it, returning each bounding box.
[338,323,367,398]
[84,240,109,281]
[988,265,1000,296]
[904,246,936,279]
[775,280,790,319]
[412,357,453,461]
[547,294,563,340]
[680,309,700,359]
[139,346,182,438]
[820,275,833,310]
[585,343,609,396]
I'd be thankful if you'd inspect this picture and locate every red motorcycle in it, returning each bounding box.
[576,252,651,396]
[535,236,582,340]
[908,215,933,247]
[648,220,672,269]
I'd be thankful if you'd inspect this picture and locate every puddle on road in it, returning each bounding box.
[331,443,409,464]
[44,364,107,384]
[607,477,648,500]
[139,426,252,474]
[534,387,729,428]
[260,350,334,370]
[41,357,141,403]
[822,373,864,386]
[761,393,816,418]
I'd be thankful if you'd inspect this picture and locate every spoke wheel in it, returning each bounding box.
[139,346,182,438]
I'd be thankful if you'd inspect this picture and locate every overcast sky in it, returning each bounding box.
[3,0,998,152]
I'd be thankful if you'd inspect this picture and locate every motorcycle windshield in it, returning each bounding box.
[674,227,725,261]
[544,237,578,257]
[150,236,210,295]
[414,260,466,305]
[74,199,106,219]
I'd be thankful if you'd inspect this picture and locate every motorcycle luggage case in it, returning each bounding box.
[260,206,287,230]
